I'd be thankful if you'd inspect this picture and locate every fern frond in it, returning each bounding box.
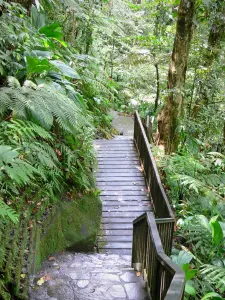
[1,120,53,142]
[200,264,225,293]
[0,85,89,134]
[0,199,18,223]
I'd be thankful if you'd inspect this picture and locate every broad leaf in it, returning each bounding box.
[182,263,197,281]
[196,215,211,231]
[26,57,54,75]
[39,23,67,46]
[210,216,223,246]
[171,250,193,267]
[185,282,196,296]
[31,5,45,29]
[50,60,80,79]
[39,23,63,40]
[201,292,223,299]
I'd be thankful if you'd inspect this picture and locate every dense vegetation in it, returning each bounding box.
[0,0,224,299]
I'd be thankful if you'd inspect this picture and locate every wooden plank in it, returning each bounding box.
[102,223,133,230]
[95,144,134,148]
[102,217,138,223]
[96,177,145,182]
[98,236,132,242]
[96,171,142,176]
[94,144,134,148]
[98,160,139,164]
[97,156,138,159]
[97,151,136,154]
[102,206,151,212]
[94,140,133,144]
[97,183,145,188]
[98,242,132,249]
[97,153,138,160]
[102,201,150,206]
[96,165,140,170]
[98,186,147,191]
[97,162,140,166]
[95,169,142,174]
[98,229,133,236]
[100,191,148,196]
[102,211,145,218]
[95,147,135,151]
[96,176,144,181]
[100,195,149,201]
[98,249,132,255]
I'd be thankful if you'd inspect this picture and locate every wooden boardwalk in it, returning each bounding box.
[94,136,152,255]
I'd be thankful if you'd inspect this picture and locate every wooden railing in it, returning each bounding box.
[132,111,185,299]
[132,212,185,300]
[134,111,173,219]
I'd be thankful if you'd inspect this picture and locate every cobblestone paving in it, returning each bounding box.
[29,252,148,300]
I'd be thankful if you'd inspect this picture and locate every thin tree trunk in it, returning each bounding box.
[157,0,196,154]
[110,37,115,79]
[188,65,197,118]
[71,11,76,46]
[154,63,160,112]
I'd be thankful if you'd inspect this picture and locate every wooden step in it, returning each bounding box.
[102,200,150,206]
[100,195,149,201]
[98,229,133,236]
[99,186,147,192]
[102,206,151,212]
[102,217,138,223]
[102,211,145,218]
[98,241,132,249]
[102,223,133,230]
[97,180,145,185]
[100,191,148,196]
[97,235,132,242]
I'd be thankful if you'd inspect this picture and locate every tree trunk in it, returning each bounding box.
[71,11,76,46]
[157,0,195,154]
[154,63,160,112]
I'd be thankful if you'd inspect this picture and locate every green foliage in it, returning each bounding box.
[0,82,88,133]
[0,0,112,220]
[200,265,225,294]
[0,199,18,223]
[0,0,112,297]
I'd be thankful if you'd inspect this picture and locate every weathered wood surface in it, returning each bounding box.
[94,136,152,255]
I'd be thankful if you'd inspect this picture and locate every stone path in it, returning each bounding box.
[29,252,148,300]
[109,110,134,136]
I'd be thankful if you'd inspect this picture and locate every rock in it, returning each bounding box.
[70,271,90,280]
[120,271,141,283]
[108,285,126,298]
[77,280,89,288]
[93,273,120,283]
[125,282,147,300]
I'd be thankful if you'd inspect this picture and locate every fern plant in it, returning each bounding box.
[200,264,225,294]
[0,199,18,224]
[0,82,89,134]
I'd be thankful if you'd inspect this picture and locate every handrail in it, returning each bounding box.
[134,111,174,219]
[132,111,184,299]
[132,212,185,300]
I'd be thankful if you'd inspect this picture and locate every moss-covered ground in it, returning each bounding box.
[0,193,101,299]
